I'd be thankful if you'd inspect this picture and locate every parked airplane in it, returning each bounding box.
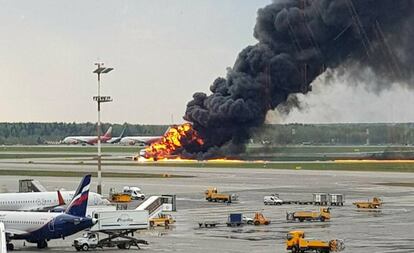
[107,128,126,144]
[61,127,112,145]
[0,175,95,250]
[119,127,169,146]
[0,190,108,212]
[120,135,163,146]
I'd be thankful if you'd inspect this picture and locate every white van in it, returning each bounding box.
[263,195,283,205]
[123,186,145,200]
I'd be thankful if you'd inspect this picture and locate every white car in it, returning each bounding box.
[264,195,283,205]
[242,216,253,225]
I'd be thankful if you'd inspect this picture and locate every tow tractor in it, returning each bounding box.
[245,212,270,225]
[149,213,175,227]
[73,210,149,251]
[286,208,331,222]
[286,230,345,253]
[353,197,382,209]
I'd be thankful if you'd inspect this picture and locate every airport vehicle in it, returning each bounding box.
[198,221,220,228]
[313,193,328,205]
[286,230,345,253]
[353,197,382,209]
[123,186,145,200]
[73,210,149,251]
[243,216,254,225]
[61,127,113,145]
[252,212,270,225]
[226,213,243,227]
[264,195,283,205]
[0,223,6,253]
[286,208,331,222]
[149,214,175,227]
[1,175,95,250]
[328,194,345,206]
[110,193,132,203]
[73,231,147,251]
[205,188,236,203]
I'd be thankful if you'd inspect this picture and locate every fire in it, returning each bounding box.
[142,123,204,161]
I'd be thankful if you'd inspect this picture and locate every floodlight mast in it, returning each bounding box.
[93,62,113,195]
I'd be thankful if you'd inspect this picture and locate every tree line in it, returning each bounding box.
[0,122,167,145]
[0,122,413,145]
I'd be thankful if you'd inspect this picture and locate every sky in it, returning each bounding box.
[1,0,413,125]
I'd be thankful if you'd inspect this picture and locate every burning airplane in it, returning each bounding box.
[140,0,414,161]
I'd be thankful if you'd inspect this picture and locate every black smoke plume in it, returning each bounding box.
[183,0,414,159]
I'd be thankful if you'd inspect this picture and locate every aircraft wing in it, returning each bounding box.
[5,228,27,236]
[22,191,66,212]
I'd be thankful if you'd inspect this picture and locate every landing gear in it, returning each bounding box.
[37,240,48,249]
[6,243,14,251]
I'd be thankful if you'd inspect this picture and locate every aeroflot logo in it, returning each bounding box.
[70,184,90,207]
[117,215,132,223]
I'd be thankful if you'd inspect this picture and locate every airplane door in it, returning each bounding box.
[48,218,55,232]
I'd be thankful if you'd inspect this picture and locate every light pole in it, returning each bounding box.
[93,63,113,195]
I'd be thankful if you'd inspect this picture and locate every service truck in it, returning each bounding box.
[205,188,237,203]
[286,230,345,253]
[264,195,283,205]
[123,186,146,200]
[73,210,149,251]
[286,208,331,222]
[226,213,243,227]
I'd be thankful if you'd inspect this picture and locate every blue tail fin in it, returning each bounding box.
[65,174,91,217]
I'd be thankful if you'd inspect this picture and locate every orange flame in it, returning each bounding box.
[142,123,204,161]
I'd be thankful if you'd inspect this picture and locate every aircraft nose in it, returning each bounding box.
[92,218,98,224]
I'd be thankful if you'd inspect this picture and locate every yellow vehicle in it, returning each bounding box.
[353,197,382,209]
[286,208,331,222]
[286,230,345,253]
[205,188,232,203]
[149,214,175,227]
[253,212,270,225]
[110,193,132,203]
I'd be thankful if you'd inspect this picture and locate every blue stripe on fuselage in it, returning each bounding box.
[11,214,94,242]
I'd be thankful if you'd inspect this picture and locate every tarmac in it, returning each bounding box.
[1,162,414,252]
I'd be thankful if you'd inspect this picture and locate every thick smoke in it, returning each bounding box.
[183,0,414,159]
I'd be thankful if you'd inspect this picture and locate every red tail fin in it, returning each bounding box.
[103,127,112,138]
[57,190,65,206]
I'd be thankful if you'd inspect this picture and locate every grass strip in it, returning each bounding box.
[0,169,192,178]
[5,160,414,173]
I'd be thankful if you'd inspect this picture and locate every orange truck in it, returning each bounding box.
[286,230,345,253]
[286,208,331,222]
[353,197,382,209]
[205,188,235,203]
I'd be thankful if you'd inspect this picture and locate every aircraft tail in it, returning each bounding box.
[65,174,91,217]
[103,127,112,138]
[119,128,126,138]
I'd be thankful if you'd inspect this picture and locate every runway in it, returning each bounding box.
[1,160,413,252]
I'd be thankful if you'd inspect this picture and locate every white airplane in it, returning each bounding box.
[119,127,170,146]
[120,135,163,146]
[0,191,109,212]
[107,128,126,144]
[61,127,113,145]
[0,175,96,250]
